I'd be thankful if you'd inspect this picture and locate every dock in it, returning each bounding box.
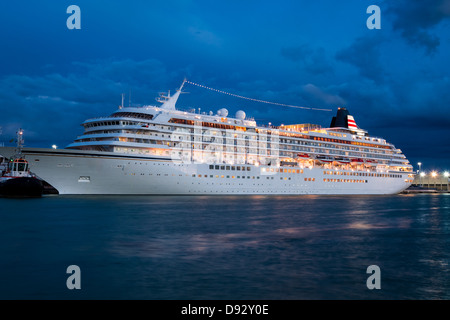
[402,174,449,194]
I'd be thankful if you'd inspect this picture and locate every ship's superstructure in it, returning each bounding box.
[0,81,414,194]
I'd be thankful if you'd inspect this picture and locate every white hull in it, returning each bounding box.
[0,147,412,195]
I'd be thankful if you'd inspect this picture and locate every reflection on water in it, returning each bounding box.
[0,193,449,299]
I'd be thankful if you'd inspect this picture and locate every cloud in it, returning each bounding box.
[302,84,346,106]
[187,26,223,46]
[385,0,450,54]
[0,58,183,147]
[335,35,385,83]
[281,45,334,75]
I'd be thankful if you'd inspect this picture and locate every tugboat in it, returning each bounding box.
[0,129,43,197]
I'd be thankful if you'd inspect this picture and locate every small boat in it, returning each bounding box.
[316,155,334,163]
[0,129,43,197]
[364,159,378,165]
[297,153,310,159]
[350,158,364,164]
[334,157,351,164]
[297,153,311,161]
[0,158,43,197]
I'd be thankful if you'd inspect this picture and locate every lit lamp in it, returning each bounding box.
[444,171,449,192]
[431,171,437,189]
[418,162,422,186]
[52,145,57,149]
[420,172,425,188]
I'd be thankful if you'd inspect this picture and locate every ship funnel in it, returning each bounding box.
[330,107,359,130]
[330,107,367,135]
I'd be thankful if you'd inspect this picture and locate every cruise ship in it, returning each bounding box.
[0,80,414,195]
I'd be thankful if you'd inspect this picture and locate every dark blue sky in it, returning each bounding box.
[0,0,449,171]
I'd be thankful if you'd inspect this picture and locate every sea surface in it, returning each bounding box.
[0,193,449,300]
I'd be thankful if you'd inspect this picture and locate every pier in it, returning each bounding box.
[404,172,449,193]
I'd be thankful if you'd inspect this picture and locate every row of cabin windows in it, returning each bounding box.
[323,171,403,178]
[110,112,154,120]
[324,178,368,183]
[209,165,251,171]
[190,174,319,182]
[191,175,314,183]
[85,121,121,128]
[207,165,307,175]
[194,174,258,179]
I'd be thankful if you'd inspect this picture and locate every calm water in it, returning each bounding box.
[0,193,449,300]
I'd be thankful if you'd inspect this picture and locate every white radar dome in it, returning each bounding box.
[217,108,228,117]
[235,110,246,120]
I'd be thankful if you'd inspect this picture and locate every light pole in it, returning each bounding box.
[431,171,437,189]
[444,171,449,192]
[418,162,422,187]
[420,172,425,188]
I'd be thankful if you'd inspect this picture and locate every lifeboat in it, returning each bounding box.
[364,159,378,166]
[350,158,364,164]
[334,157,350,164]
[316,155,334,163]
[297,153,310,159]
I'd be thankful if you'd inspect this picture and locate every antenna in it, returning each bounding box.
[121,93,125,109]
[129,89,131,107]
[15,128,24,157]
